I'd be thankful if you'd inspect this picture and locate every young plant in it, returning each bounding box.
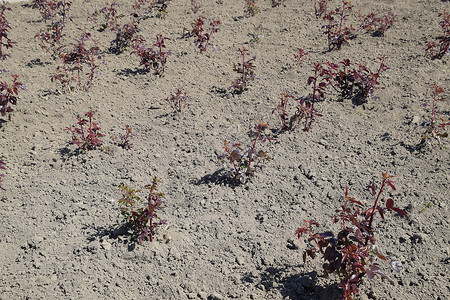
[183,16,221,54]
[0,2,16,60]
[314,0,331,19]
[424,10,450,60]
[131,33,171,76]
[272,91,295,131]
[418,85,449,147]
[244,0,259,17]
[34,0,72,57]
[219,120,273,184]
[110,20,140,53]
[112,125,135,149]
[190,0,201,13]
[296,173,407,300]
[118,176,166,244]
[325,56,389,104]
[293,47,308,67]
[0,160,5,191]
[271,0,284,7]
[66,109,105,151]
[165,89,188,114]
[132,0,171,20]
[88,1,123,32]
[322,0,355,51]
[230,47,257,93]
[294,63,327,131]
[51,29,101,91]
[357,11,397,36]
[0,74,27,120]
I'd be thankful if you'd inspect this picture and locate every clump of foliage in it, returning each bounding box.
[324,56,389,104]
[296,173,407,300]
[219,120,273,184]
[296,63,327,131]
[88,1,123,32]
[0,74,27,120]
[322,0,355,51]
[66,109,105,151]
[110,20,140,53]
[230,47,257,93]
[0,2,16,60]
[50,29,101,91]
[314,0,331,19]
[293,47,308,67]
[418,85,449,147]
[131,33,171,76]
[132,0,172,20]
[183,16,221,54]
[271,0,285,7]
[0,160,5,191]
[118,176,166,244]
[190,0,201,13]
[244,0,259,17]
[34,0,72,58]
[165,89,188,114]
[424,10,450,60]
[357,11,397,36]
[112,125,135,149]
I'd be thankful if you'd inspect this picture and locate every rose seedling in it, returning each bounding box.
[51,29,101,91]
[314,0,331,19]
[66,109,105,151]
[0,74,27,120]
[219,120,273,184]
[112,125,135,149]
[183,16,221,54]
[110,20,140,53]
[131,33,171,76]
[0,2,16,60]
[357,11,397,36]
[88,1,123,32]
[322,0,355,51]
[418,85,449,147]
[296,173,407,300]
[165,89,188,114]
[244,0,259,17]
[230,47,257,93]
[324,56,389,104]
[425,10,449,60]
[118,176,166,244]
[34,0,72,58]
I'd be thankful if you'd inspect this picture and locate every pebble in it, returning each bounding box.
[101,241,112,251]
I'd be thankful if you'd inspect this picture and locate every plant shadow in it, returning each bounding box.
[116,67,149,77]
[243,267,339,300]
[86,224,137,252]
[194,168,241,187]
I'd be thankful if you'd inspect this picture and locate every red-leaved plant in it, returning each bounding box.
[219,120,273,184]
[131,33,171,76]
[165,89,188,114]
[424,10,449,60]
[118,176,166,244]
[324,56,389,104]
[0,2,16,60]
[88,0,123,32]
[322,0,355,51]
[66,109,105,151]
[112,125,135,149]
[230,47,257,93]
[183,16,221,54]
[296,173,407,300]
[0,74,27,120]
[418,85,449,147]
[357,11,397,36]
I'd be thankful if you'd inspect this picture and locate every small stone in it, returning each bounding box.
[102,241,112,251]
[209,292,223,300]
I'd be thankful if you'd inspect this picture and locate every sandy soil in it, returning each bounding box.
[0,0,449,299]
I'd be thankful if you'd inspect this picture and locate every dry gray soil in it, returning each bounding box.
[0,0,449,299]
